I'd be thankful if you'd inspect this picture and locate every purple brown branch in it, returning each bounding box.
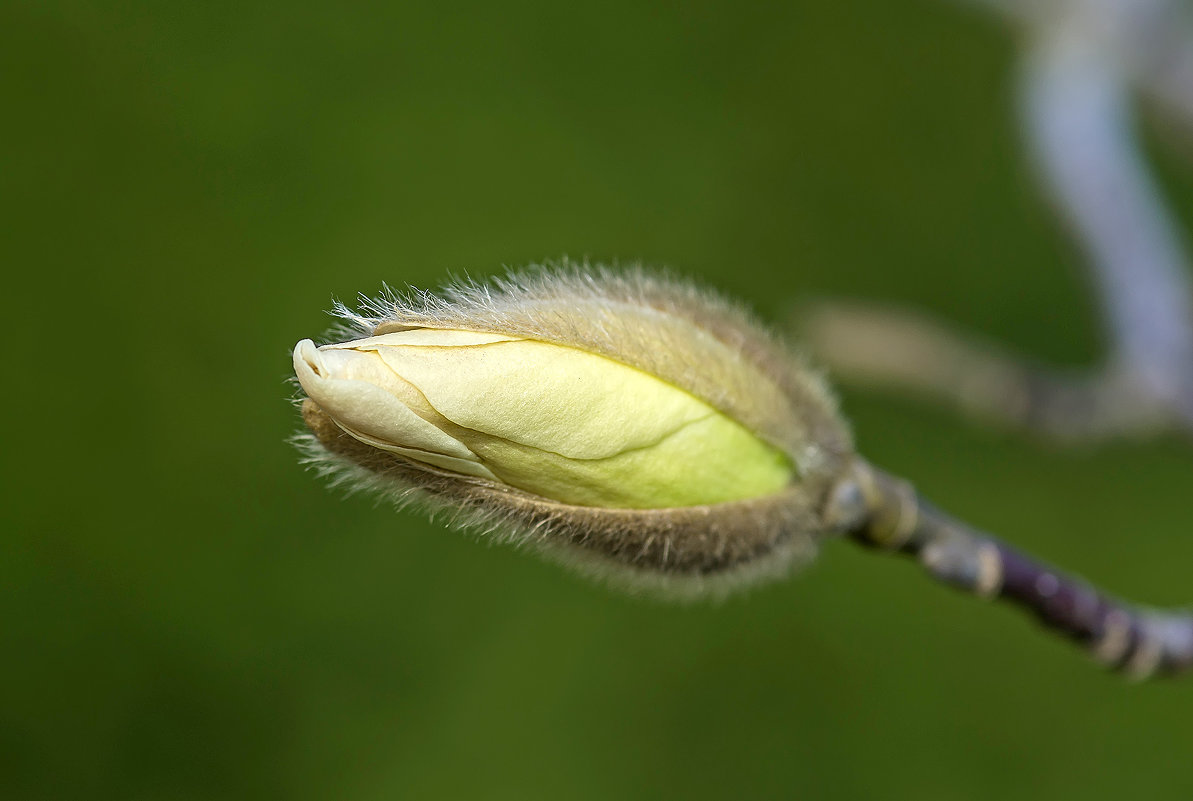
[832,461,1193,678]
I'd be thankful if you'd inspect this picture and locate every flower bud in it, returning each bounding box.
[293,265,853,596]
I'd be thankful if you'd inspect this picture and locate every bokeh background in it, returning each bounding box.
[4,1,1192,799]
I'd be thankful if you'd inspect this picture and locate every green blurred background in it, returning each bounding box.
[4,0,1192,798]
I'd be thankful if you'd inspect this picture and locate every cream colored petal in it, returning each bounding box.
[371,339,712,460]
[332,422,499,480]
[293,339,481,462]
[312,342,441,420]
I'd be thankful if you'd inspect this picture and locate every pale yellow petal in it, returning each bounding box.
[372,339,711,460]
[293,339,481,463]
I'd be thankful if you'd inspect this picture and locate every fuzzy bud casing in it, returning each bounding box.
[293,265,853,597]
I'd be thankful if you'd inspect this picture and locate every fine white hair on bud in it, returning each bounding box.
[292,262,854,599]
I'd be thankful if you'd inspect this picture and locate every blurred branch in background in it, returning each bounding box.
[802,0,1193,441]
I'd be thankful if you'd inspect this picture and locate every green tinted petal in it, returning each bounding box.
[469,410,792,508]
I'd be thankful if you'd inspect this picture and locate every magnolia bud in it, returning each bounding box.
[293,265,854,597]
